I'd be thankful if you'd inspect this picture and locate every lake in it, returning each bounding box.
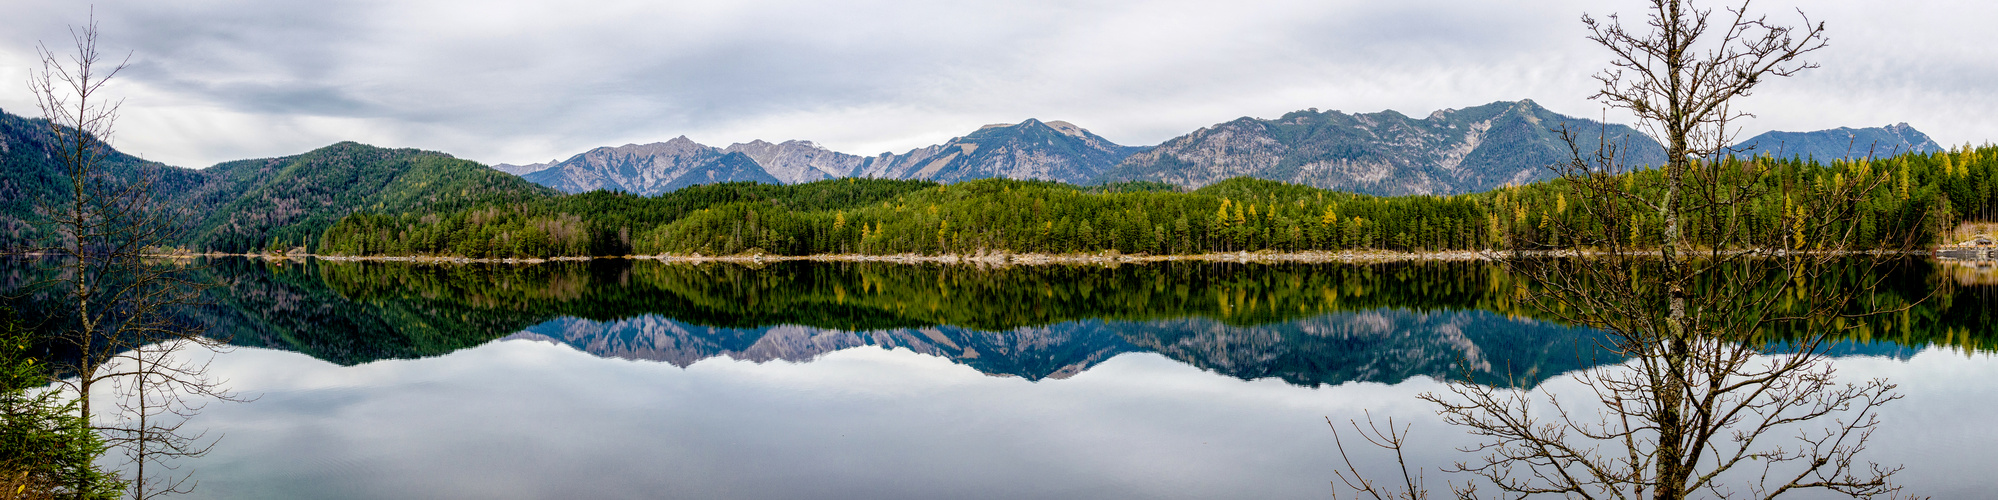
[18,258,1994,499]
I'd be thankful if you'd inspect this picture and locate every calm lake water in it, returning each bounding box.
[16,258,1996,499]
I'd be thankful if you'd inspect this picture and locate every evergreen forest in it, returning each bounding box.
[317,146,1998,258]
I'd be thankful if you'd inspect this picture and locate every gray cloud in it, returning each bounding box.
[0,0,1990,169]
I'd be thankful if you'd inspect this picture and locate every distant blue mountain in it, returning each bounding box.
[1731,123,1942,160]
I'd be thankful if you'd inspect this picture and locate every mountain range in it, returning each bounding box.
[1099,100,1663,195]
[503,100,1945,197]
[515,137,778,194]
[1732,123,1943,160]
[0,101,1953,251]
[512,118,1147,194]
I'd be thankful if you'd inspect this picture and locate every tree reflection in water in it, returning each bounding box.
[4,257,1977,391]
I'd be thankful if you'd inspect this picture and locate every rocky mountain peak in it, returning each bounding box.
[523,136,780,194]
[724,138,864,184]
[966,119,1089,139]
[1043,120,1086,138]
[784,139,828,150]
[493,99,1934,197]
[844,118,1143,184]
[589,137,714,159]
[492,159,560,176]
[1098,99,1665,195]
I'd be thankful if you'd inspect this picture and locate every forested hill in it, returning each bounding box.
[178,142,559,252]
[317,178,940,257]
[321,145,1998,259]
[0,106,558,252]
[0,107,209,250]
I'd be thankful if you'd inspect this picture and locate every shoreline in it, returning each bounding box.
[15,247,1958,266]
[153,249,1503,266]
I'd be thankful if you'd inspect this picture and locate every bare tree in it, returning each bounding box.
[102,337,229,499]
[1447,0,1914,498]
[27,14,235,499]
[1332,1,1920,499]
[1327,412,1438,500]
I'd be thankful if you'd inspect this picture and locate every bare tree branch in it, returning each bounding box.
[25,13,239,499]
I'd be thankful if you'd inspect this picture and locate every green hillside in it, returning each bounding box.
[317,178,938,257]
[180,141,560,252]
[1,108,560,253]
[0,108,210,250]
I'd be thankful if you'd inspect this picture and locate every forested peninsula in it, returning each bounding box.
[310,145,1998,260]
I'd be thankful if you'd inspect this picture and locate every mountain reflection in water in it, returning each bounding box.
[0,257,1953,388]
[511,310,1608,387]
[6,257,1983,387]
[192,258,1622,386]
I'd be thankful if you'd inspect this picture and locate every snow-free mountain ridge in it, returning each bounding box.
[1731,123,1944,160]
[515,100,1822,196]
[518,119,1147,194]
[519,136,781,194]
[1099,100,1667,195]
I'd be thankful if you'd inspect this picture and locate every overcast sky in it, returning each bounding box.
[1,0,1991,169]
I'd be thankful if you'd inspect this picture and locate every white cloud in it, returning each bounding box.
[0,0,1990,169]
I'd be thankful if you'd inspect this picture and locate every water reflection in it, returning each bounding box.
[5,257,1984,386]
[183,341,1480,500]
[510,309,1609,387]
[175,336,1998,500]
[4,257,1992,499]
[175,258,1983,380]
